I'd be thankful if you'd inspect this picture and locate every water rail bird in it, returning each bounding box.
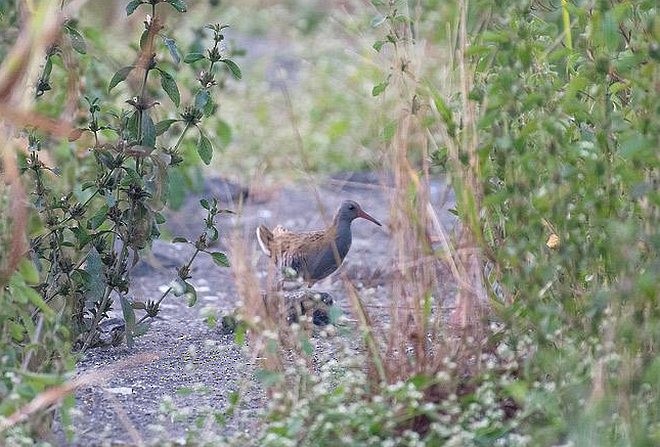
[256,200,382,287]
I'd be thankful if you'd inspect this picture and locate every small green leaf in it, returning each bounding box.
[210,252,230,267]
[126,111,139,140]
[200,198,210,210]
[205,310,217,329]
[172,237,188,243]
[221,59,242,80]
[206,226,219,242]
[81,181,95,190]
[108,66,134,91]
[194,89,210,110]
[159,70,180,106]
[427,82,457,136]
[197,131,213,165]
[185,281,197,306]
[382,119,396,141]
[171,278,186,296]
[184,52,205,64]
[371,15,387,28]
[233,320,246,345]
[126,0,143,16]
[431,147,448,169]
[88,205,109,230]
[141,112,156,148]
[165,0,187,13]
[202,97,216,117]
[66,26,87,54]
[162,36,181,64]
[228,390,240,405]
[372,81,388,97]
[155,119,179,136]
[139,29,148,50]
[408,374,433,389]
[71,226,92,249]
[24,286,55,318]
[168,169,186,210]
[601,11,619,52]
[81,249,105,305]
[17,258,40,285]
[373,40,386,52]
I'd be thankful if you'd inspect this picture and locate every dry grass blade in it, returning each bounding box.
[102,388,145,446]
[0,0,88,112]
[0,147,27,285]
[373,1,452,382]
[444,0,488,332]
[0,352,159,434]
[229,226,284,375]
[0,0,89,283]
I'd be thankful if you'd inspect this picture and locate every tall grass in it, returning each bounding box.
[228,1,510,443]
[233,0,658,445]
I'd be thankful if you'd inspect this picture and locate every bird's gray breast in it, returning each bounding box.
[306,225,352,282]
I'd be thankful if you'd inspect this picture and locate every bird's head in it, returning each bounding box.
[337,200,382,226]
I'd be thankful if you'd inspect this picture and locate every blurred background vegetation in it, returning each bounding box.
[0,0,658,445]
[70,0,398,184]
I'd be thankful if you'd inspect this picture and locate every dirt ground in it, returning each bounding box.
[55,173,457,445]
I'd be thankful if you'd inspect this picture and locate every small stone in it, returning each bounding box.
[104,387,133,395]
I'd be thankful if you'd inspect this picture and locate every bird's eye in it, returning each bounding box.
[348,204,355,210]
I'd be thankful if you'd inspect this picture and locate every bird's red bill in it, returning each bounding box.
[358,209,382,226]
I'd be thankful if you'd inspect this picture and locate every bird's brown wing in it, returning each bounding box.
[277,229,325,252]
[272,229,328,276]
[259,224,339,284]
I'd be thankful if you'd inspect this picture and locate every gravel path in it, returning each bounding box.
[55,173,457,445]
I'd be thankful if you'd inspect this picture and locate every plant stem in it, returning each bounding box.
[80,157,128,351]
[136,245,202,324]
[561,0,573,50]
[173,122,192,151]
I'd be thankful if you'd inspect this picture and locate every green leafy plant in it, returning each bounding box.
[19,1,238,353]
[237,0,658,445]
[426,0,659,445]
[1,0,239,440]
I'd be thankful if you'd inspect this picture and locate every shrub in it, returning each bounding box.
[0,0,236,440]
[242,0,658,445]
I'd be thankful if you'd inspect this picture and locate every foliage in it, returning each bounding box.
[205,1,390,181]
[19,0,237,349]
[0,0,237,440]
[245,0,658,446]
[467,1,658,444]
[244,340,527,447]
[422,0,658,445]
